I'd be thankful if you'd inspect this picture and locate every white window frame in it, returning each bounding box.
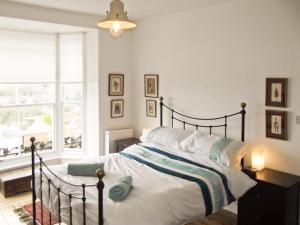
[0,31,87,163]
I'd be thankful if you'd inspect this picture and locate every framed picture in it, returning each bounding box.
[109,74,124,96]
[146,100,157,117]
[144,74,159,98]
[266,78,288,107]
[111,99,124,118]
[266,110,287,140]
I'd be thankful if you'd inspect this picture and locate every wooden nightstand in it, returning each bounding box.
[238,168,300,225]
[114,138,140,152]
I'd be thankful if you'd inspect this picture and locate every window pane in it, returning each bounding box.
[60,34,83,82]
[63,84,82,102]
[0,108,20,158]
[19,105,54,154]
[18,84,55,104]
[0,84,16,106]
[0,30,56,82]
[64,103,82,150]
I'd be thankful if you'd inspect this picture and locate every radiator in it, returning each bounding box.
[104,128,133,155]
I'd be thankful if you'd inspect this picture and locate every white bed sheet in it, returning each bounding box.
[36,143,256,225]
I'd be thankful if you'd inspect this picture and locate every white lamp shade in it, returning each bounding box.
[252,151,265,171]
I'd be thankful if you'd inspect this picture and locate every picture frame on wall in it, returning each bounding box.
[144,74,159,98]
[109,74,124,96]
[111,99,124,118]
[146,100,157,117]
[266,110,287,140]
[266,78,288,107]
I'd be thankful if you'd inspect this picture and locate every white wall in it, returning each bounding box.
[0,1,135,155]
[132,0,300,175]
[98,31,134,155]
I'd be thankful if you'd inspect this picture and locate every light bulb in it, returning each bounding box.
[110,22,124,37]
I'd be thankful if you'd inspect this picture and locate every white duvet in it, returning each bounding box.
[36,143,256,225]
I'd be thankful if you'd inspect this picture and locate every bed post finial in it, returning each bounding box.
[30,137,37,225]
[241,102,246,109]
[160,97,164,127]
[96,169,105,225]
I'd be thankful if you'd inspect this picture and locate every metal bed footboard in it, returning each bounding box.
[30,137,105,225]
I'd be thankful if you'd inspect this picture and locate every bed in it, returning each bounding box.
[30,97,256,225]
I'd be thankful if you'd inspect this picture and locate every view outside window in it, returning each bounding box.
[60,34,84,151]
[0,30,84,159]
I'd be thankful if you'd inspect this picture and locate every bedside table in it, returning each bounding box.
[114,138,140,152]
[238,168,300,225]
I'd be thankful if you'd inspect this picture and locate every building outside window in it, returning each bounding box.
[0,29,85,159]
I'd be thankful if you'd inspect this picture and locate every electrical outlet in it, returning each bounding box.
[296,116,300,125]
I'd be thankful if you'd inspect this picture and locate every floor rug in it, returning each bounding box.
[14,201,58,225]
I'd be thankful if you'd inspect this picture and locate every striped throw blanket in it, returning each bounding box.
[120,145,235,216]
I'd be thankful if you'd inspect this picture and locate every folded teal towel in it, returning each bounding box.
[68,163,104,177]
[109,176,133,202]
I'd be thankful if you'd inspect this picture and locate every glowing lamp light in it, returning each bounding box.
[110,22,123,37]
[252,151,265,171]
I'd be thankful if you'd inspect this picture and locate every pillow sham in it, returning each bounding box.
[179,131,248,168]
[180,131,220,153]
[209,138,247,168]
[140,126,193,149]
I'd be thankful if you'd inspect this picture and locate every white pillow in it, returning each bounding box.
[209,140,247,168]
[179,131,248,168]
[140,126,193,149]
[180,131,220,153]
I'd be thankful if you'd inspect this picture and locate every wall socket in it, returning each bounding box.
[296,116,300,125]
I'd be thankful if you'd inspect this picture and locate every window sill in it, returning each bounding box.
[0,150,85,173]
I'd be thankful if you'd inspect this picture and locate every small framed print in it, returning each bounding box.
[266,110,287,140]
[109,74,124,96]
[266,78,288,107]
[144,74,159,98]
[111,99,124,118]
[146,100,157,117]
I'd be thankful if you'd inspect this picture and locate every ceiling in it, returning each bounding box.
[6,0,227,20]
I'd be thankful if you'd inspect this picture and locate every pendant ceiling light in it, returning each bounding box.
[97,0,136,37]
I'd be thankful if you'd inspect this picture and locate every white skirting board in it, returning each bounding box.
[104,128,133,155]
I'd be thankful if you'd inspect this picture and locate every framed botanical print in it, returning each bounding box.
[144,74,159,98]
[111,99,124,118]
[109,74,124,96]
[146,100,157,117]
[266,78,288,107]
[266,110,287,140]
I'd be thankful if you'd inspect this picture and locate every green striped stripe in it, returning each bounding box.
[123,146,225,209]
[209,138,233,161]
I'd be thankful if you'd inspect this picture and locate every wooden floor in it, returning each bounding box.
[0,191,32,225]
[187,210,237,225]
[0,191,237,225]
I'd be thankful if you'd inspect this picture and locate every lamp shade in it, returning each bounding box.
[97,0,136,37]
[252,151,265,171]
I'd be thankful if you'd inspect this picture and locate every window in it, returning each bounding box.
[0,30,85,159]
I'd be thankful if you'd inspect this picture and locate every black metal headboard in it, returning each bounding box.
[159,97,247,167]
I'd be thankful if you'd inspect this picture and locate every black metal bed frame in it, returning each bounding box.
[159,97,247,167]
[30,96,246,225]
[30,137,105,225]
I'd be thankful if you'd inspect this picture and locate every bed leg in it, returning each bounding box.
[96,169,105,225]
[30,137,37,225]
